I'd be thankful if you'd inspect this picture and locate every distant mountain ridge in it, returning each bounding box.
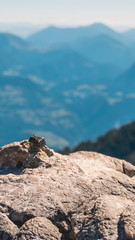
[27,23,135,48]
[26,23,135,69]
[59,121,135,165]
[27,23,117,48]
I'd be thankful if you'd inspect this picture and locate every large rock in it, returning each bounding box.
[0,137,135,239]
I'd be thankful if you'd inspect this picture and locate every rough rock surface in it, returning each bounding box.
[0,137,135,239]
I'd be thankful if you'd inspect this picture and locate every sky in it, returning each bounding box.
[0,0,135,28]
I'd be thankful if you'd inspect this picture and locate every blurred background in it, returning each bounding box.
[1,0,135,164]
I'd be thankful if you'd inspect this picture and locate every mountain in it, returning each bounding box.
[0,33,30,70]
[27,23,135,50]
[27,23,124,48]
[1,31,135,150]
[110,63,135,94]
[0,33,62,70]
[0,33,30,50]
[2,68,135,150]
[0,33,43,71]
[23,47,122,86]
[122,28,135,42]
[0,33,121,86]
[70,34,134,68]
[60,121,135,165]
[2,29,135,72]
[26,24,135,69]
[0,46,122,149]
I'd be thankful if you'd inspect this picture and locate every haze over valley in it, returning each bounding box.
[1,23,135,149]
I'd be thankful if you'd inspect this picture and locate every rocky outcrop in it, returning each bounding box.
[0,136,135,239]
[0,136,54,173]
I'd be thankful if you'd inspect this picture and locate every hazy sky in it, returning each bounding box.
[0,0,135,27]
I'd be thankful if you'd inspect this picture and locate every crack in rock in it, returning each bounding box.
[49,209,76,240]
[0,203,35,228]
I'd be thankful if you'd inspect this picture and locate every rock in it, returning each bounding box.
[0,136,54,172]
[0,212,18,239]
[0,139,135,239]
[15,217,62,240]
[118,206,135,239]
[29,135,46,148]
